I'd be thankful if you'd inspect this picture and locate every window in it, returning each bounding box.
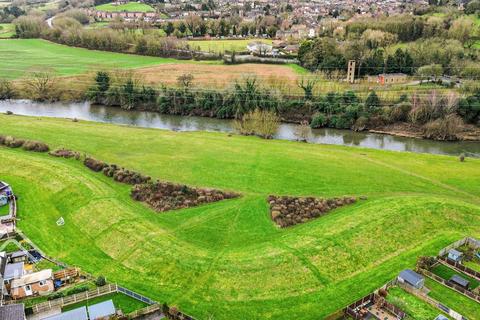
[39,280,47,286]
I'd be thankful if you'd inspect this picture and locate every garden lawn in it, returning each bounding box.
[62,292,147,314]
[0,39,184,79]
[188,39,272,54]
[464,260,480,272]
[0,23,14,38]
[0,114,480,320]
[95,2,154,12]
[386,286,450,320]
[425,278,480,319]
[431,263,480,289]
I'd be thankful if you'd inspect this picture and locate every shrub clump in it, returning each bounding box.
[83,157,107,172]
[268,195,357,228]
[131,182,239,212]
[102,164,151,185]
[49,149,81,159]
[1,136,25,148]
[22,140,50,152]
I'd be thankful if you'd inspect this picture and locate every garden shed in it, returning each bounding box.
[447,249,463,262]
[397,269,424,289]
[449,275,470,289]
[87,300,116,320]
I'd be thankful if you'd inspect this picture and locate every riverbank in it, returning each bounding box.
[370,123,480,142]
[1,100,480,157]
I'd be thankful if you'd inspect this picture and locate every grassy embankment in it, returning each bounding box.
[0,114,479,320]
[0,23,14,38]
[95,2,155,12]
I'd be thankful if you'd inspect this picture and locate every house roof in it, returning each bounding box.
[87,300,116,320]
[44,306,88,320]
[4,262,24,281]
[399,269,423,285]
[11,269,52,288]
[450,274,469,287]
[449,249,463,257]
[0,303,25,320]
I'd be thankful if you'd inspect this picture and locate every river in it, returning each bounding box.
[1,100,480,157]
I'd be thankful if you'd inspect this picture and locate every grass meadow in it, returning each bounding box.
[0,114,479,319]
[187,39,273,54]
[95,2,155,12]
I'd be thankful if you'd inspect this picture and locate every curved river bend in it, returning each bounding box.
[1,100,480,158]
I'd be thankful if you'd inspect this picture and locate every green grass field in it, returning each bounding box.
[431,263,480,289]
[1,114,480,319]
[0,39,188,79]
[0,23,14,39]
[188,39,273,53]
[62,292,147,314]
[386,286,450,320]
[95,2,154,12]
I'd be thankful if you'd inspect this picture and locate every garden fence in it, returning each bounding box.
[31,284,118,314]
[438,256,480,281]
[438,237,480,257]
[397,281,468,320]
[419,268,480,303]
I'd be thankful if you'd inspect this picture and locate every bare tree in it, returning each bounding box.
[24,71,57,101]
[294,120,311,142]
[177,73,194,88]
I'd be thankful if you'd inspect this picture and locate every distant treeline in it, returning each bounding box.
[299,14,480,78]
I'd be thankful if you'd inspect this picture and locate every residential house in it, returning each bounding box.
[10,269,54,299]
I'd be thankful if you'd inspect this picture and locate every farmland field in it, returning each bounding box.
[0,39,305,85]
[95,2,155,12]
[188,39,273,53]
[1,114,480,319]
[0,39,200,79]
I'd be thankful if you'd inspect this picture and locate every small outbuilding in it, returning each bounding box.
[398,269,425,289]
[447,249,463,263]
[44,306,88,320]
[87,300,116,320]
[449,274,470,289]
[0,194,7,207]
[0,303,26,320]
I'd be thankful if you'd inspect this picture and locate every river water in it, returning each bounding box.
[1,100,480,157]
